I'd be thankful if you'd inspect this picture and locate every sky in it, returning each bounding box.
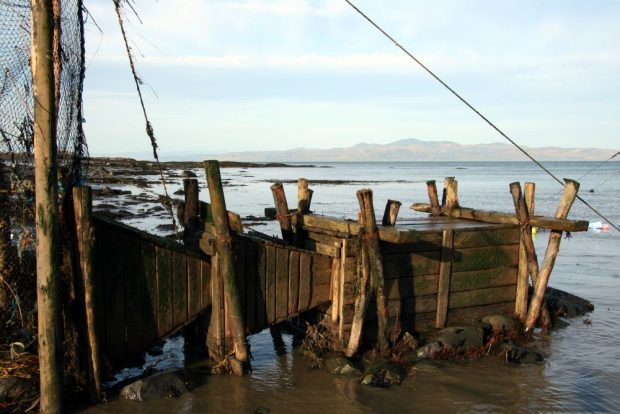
[82,0,620,157]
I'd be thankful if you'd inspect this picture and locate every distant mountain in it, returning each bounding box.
[198,139,617,162]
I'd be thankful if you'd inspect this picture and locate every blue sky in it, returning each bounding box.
[83,0,620,156]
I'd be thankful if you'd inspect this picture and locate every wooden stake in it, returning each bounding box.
[525,180,580,331]
[426,180,441,217]
[271,183,293,244]
[297,178,313,213]
[345,229,371,357]
[443,177,459,213]
[204,161,249,368]
[357,189,389,353]
[382,199,402,226]
[435,230,454,328]
[73,186,102,401]
[32,0,63,410]
[182,171,199,226]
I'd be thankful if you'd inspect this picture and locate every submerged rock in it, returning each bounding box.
[120,370,189,401]
[500,342,545,364]
[416,341,442,359]
[325,357,362,375]
[361,360,404,387]
[435,326,484,350]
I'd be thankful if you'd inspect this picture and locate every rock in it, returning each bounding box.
[120,370,189,401]
[361,360,404,387]
[173,189,185,196]
[324,357,362,375]
[436,326,484,350]
[482,315,514,332]
[0,377,36,402]
[416,341,442,359]
[501,342,545,364]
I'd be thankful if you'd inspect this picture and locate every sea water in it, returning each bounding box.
[82,161,620,413]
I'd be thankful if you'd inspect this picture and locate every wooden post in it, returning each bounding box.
[345,229,370,357]
[0,163,14,288]
[357,189,389,353]
[183,171,199,226]
[204,161,249,369]
[382,199,401,226]
[435,230,454,328]
[72,186,102,401]
[271,183,293,244]
[297,178,313,213]
[426,180,441,217]
[525,180,580,332]
[443,177,458,213]
[32,0,63,411]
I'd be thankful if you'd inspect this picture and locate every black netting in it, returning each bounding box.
[0,0,87,346]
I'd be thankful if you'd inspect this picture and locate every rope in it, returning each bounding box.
[343,0,620,233]
[113,0,179,239]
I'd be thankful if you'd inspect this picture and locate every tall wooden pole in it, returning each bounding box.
[204,161,249,367]
[271,183,293,244]
[357,189,389,353]
[426,180,441,217]
[73,186,102,401]
[32,0,63,411]
[525,180,579,331]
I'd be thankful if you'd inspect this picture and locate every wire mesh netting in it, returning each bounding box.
[0,0,87,348]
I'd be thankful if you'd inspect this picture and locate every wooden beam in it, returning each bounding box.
[410,203,588,232]
[435,230,454,328]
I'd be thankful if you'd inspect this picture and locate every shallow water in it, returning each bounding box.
[82,161,620,413]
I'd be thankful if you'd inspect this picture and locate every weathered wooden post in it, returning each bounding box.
[181,171,200,248]
[442,177,458,213]
[72,186,102,401]
[32,0,63,411]
[357,189,389,353]
[525,179,580,331]
[297,178,313,213]
[204,161,249,370]
[271,183,293,244]
[382,199,401,226]
[345,231,370,357]
[426,180,441,217]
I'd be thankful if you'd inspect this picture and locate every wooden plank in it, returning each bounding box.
[245,241,257,333]
[198,201,244,233]
[266,245,277,324]
[303,239,341,257]
[307,232,343,247]
[256,244,267,330]
[380,233,442,254]
[449,285,517,309]
[101,228,127,368]
[383,251,441,279]
[299,252,312,311]
[172,252,188,327]
[276,247,289,321]
[330,256,341,323]
[200,258,211,308]
[234,238,247,324]
[451,244,519,273]
[453,228,520,249]
[410,203,589,232]
[140,241,158,349]
[288,251,300,315]
[515,233,529,319]
[187,256,201,318]
[436,230,454,328]
[156,247,173,337]
[451,267,517,292]
[384,275,438,300]
[312,253,333,285]
[310,283,331,308]
[121,233,143,362]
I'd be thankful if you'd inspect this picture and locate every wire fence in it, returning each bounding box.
[0,0,87,350]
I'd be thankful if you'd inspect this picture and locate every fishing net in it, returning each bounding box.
[0,0,87,351]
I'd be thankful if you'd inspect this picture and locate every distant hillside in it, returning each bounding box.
[201,138,617,162]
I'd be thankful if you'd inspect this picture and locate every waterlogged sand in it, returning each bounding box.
[81,160,620,413]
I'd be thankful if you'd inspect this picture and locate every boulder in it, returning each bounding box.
[436,326,484,350]
[120,370,188,401]
[324,357,362,376]
[482,315,514,332]
[501,342,545,364]
[361,360,404,387]
[416,341,442,359]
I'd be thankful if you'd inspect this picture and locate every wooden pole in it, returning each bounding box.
[345,228,371,357]
[32,0,63,411]
[525,180,580,332]
[182,171,199,226]
[435,230,454,328]
[382,199,401,226]
[204,161,249,368]
[426,180,441,217]
[357,189,389,353]
[271,183,293,244]
[72,186,102,401]
[297,178,313,213]
[443,177,458,213]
